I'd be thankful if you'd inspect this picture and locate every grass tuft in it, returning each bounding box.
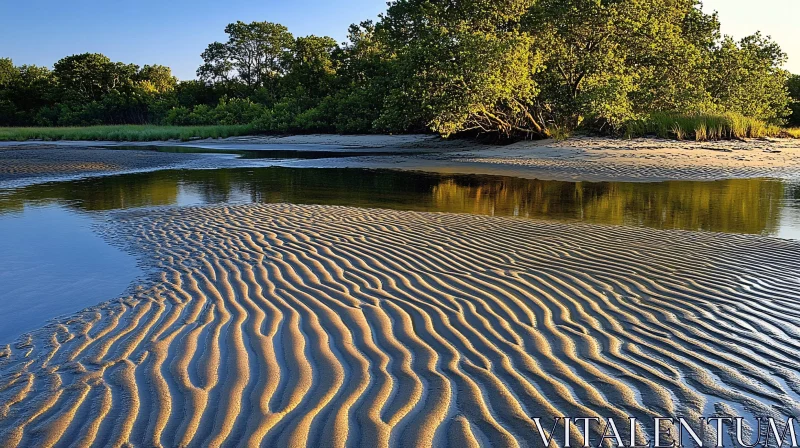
[624,112,792,141]
[0,125,255,142]
[671,124,685,140]
[782,128,800,138]
[545,125,572,141]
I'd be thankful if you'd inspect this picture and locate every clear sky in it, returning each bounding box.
[0,0,388,80]
[702,0,799,74]
[1,0,798,80]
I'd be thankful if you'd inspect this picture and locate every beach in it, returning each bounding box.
[3,0,799,444]
[0,145,202,186]
[1,203,799,446]
[1,136,799,446]
[4,136,800,186]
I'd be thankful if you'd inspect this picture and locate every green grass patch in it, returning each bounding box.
[624,112,791,141]
[0,125,256,142]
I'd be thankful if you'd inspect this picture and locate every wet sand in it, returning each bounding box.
[5,135,800,183]
[1,204,798,446]
[436,137,800,181]
[0,146,201,187]
[302,135,800,181]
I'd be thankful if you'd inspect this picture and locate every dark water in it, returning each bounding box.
[2,166,799,238]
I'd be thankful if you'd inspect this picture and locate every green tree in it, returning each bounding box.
[788,74,800,126]
[376,0,542,137]
[198,21,295,92]
[709,33,790,123]
[174,80,225,107]
[524,0,720,130]
[282,35,339,102]
[0,62,56,125]
[0,58,16,86]
[322,21,393,133]
[0,58,19,124]
[137,65,178,94]
[197,42,233,85]
[53,53,138,102]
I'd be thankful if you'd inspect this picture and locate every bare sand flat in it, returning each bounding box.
[6,135,800,183]
[161,135,800,180]
[0,204,798,446]
[440,137,800,181]
[0,146,201,186]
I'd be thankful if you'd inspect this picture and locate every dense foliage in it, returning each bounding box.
[0,0,795,139]
[788,74,800,127]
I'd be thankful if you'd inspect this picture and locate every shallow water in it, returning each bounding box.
[0,206,141,343]
[2,166,799,343]
[2,166,799,237]
[1,160,800,446]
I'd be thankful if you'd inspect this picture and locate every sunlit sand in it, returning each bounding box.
[1,204,798,446]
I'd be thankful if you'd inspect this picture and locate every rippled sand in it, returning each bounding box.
[0,147,197,184]
[1,204,799,447]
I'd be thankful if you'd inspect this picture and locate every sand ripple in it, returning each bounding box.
[1,204,799,447]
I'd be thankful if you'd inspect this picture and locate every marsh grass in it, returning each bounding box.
[625,112,789,141]
[783,128,800,139]
[671,124,686,140]
[545,125,572,141]
[695,123,708,141]
[0,125,255,142]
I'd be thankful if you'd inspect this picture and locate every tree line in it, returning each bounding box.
[1,0,799,138]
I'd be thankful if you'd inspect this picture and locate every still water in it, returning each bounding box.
[2,166,799,342]
[0,206,142,343]
[2,166,799,237]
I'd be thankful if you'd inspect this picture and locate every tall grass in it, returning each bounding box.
[784,128,800,139]
[0,125,255,142]
[624,112,788,141]
[545,125,572,141]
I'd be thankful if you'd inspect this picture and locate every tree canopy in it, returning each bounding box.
[788,74,800,126]
[198,21,295,91]
[0,2,795,137]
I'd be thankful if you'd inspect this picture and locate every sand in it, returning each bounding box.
[436,137,800,181]
[1,203,798,447]
[303,135,800,181]
[0,146,202,187]
[5,135,800,183]
[130,134,800,181]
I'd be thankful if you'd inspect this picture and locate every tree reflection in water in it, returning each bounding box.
[0,167,793,237]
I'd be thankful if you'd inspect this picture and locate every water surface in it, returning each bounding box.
[0,206,141,343]
[2,167,798,238]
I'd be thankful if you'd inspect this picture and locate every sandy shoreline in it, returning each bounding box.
[2,136,799,446]
[1,203,798,446]
[315,135,800,181]
[3,135,800,184]
[439,137,800,181]
[0,146,203,187]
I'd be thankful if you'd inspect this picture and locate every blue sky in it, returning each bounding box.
[1,0,798,80]
[0,0,387,80]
